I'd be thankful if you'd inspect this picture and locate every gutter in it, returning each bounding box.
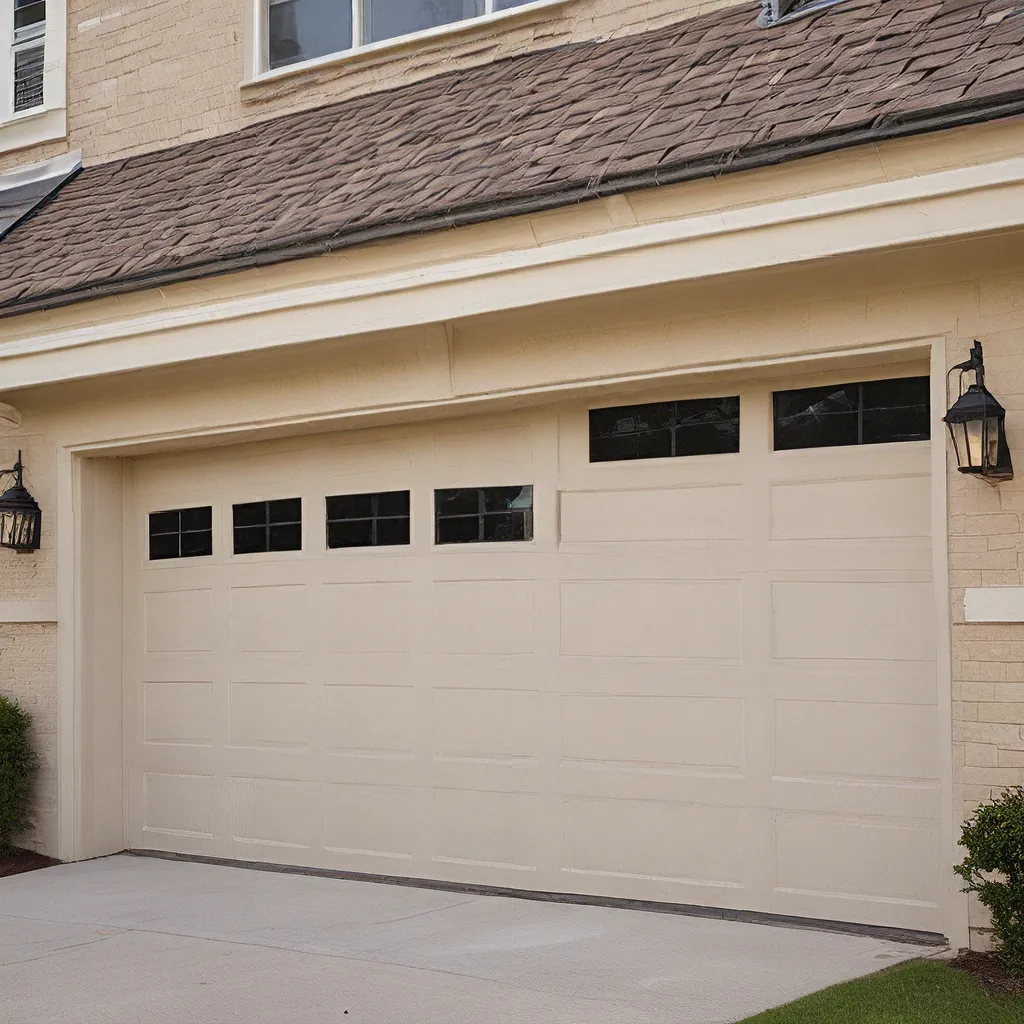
[2,92,1024,320]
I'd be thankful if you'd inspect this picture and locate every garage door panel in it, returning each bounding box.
[766,540,933,573]
[560,485,745,543]
[562,799,750,892]
[765,661,937,705]
[770,777,941,820]
[140,770,216,841]
[143,680,215,746]
[774,701,940,783]
[228,681,312,750]
[321,684,421,760]
[555,661,748,698]
[773,813,940,911]
[322,582,415,654]
[144,589,215,654]
[230,584,309,653]
[560,695,745,774]
[772,581,934,662]
[228,777,320,852]
[433,688,539,762]
[436,580,536,655]
[560,580,743,660]
[322,783,422,865]
[319,653,418,688]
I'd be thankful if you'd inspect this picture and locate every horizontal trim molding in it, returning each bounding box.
[0,600,58,623]
[3,154,1024,389]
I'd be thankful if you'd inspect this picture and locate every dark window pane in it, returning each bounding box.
[773,385,859,451]
[861,377,930,445]
[269,0,353,70]
[180,506,212,531]
[436,515,481,545]
[375,517,410,546]
[234,526,268,555]
[149,510,180,535]
[180,530,213,558]
[269,523,303,551]
[149,533,180,561]
[269,498,302,524]
[13,45,44,112]
[482,485,532,514]
[481,511,530,542]
[436,488,480,516]
[328,519,374,549]
[493,0,532,8]
[375,490,410,518]
[233,502,267,528]
[14,0,46,34]
[363,0,482,44]
[589,398,739,463]
[326,493,374,520]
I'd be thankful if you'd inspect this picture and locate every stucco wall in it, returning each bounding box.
[0,0,740,172]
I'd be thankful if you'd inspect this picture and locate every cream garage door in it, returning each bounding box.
[124,370,941,933]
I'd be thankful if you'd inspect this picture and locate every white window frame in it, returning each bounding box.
[247,0,570,83]
[0,0,66,154]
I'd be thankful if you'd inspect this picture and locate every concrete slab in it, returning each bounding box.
[0,855,936,1024]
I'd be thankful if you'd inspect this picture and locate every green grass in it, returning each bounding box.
[740,959,1024,1024]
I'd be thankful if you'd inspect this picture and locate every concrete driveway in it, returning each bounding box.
[1,854,935,1024]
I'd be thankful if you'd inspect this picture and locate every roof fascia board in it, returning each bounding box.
[2,153,1024,391]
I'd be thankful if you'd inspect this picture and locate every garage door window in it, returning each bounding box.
[326,490,411,548]
[233,498,303,554]
[773,376,930,451]
[148,506,213,560]
[435,486,533,544]
[589,397,741,463]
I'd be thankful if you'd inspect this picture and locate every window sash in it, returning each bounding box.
[3,1,46,120]
[265,0,530,71]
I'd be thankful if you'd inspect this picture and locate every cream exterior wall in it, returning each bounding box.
[2,125,1024,945]
[0,0,739,172]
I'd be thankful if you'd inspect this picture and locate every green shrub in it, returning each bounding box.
[0,695,40,856]
[955,786,1024,978]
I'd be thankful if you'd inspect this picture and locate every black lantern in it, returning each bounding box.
[944,342,1014,482]
[0,451,41,551]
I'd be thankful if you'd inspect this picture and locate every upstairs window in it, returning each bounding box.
[267,0,537,71]
[11,0,44,113]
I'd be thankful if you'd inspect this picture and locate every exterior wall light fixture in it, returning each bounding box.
[0,451,42,551]
[944,342,1014,483]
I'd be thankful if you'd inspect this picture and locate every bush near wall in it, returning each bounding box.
[956,787,1024,978]
[0,695,40,856]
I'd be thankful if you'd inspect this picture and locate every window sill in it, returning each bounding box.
[0,106,67,156]
[241,0,572,92]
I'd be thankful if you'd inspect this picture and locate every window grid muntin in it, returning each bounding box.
[435,486,533,545]
[326,489,411,548]
[148,506,214,561]
[233,498,303,554]
[265,0,535,72]
[589,396,741,463]
[772,376,931,451]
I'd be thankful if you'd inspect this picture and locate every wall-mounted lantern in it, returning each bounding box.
[944,342,1014,483]
[0,451,41,551]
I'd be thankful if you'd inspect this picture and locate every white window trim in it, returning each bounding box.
[244,0,571,86]
[0,0,67,155]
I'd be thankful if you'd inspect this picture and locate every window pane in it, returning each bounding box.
[269,497,302,523]
[375,490,410,517]
[482,485,532,514]
[180,530,214,558]
[674,397,740,456]
[492,0,532,8]
[436,488,479,516]
[13,45,44,112]
[234,526,268,554]
[362,0,483,44]
[773,384,859,451]
[14,0,45,33]
[375,517,411,546]
[328,519,374,549]
[149,533,180,561]
[861,377,930,445]
[180,506,213,531]
[269,0,353,69]
[481,510,530,542]
[149,510,180,536]
[269,523,303,551]
[436,515,480,545]
[233,501,267,528]
[326,493,374,520]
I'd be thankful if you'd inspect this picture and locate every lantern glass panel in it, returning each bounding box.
[966,418,984,468]
[987,417,1001,468]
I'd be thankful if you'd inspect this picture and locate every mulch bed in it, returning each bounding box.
[0,847,60,878]
[950,949,1024,998]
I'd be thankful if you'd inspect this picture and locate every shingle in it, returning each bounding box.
[0,0,1023,316]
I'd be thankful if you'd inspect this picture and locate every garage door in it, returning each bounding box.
[123,368,941,932]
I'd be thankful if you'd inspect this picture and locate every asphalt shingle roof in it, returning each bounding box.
[1,0,1023,316]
